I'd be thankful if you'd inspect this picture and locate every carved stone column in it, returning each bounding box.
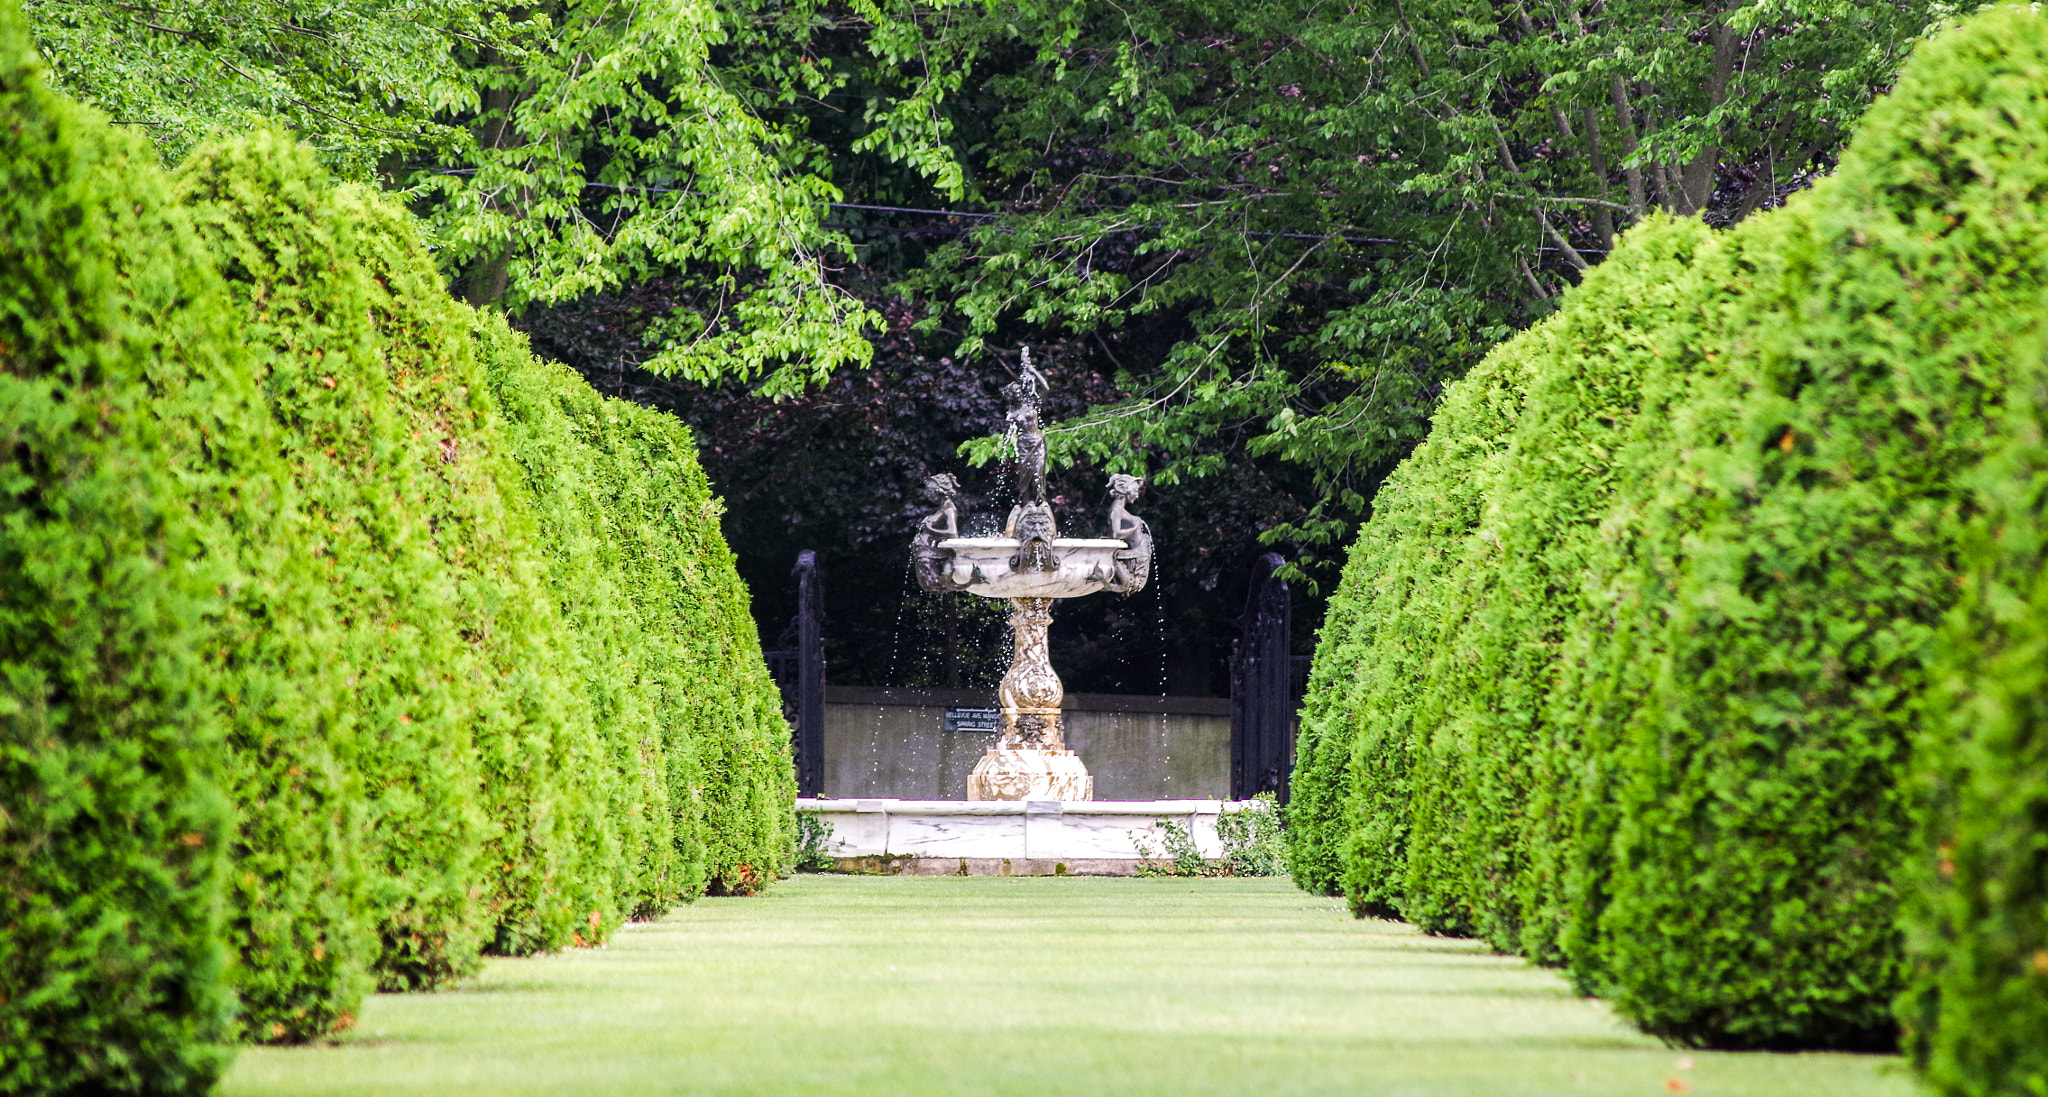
[968,597,1094,800]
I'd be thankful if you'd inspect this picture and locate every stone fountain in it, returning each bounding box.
[912,350,1151,801]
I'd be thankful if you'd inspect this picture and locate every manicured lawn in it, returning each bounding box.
[220,876,1912,1097]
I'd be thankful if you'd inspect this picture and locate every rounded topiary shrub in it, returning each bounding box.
[1290,2,2048,1058]
[1,7,800,1077]
[175,133,497,991]
[478,320,795,899]
[1285,339,1535,916]
[477,317,694,913]
[1395,215,1716,958]
[1901,326,2048,1096]
[1893,17,2048,1070]
[1587,6,2048,1048]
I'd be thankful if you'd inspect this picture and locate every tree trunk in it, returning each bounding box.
[457,81,519,306]
[1583,105,1615,250]
[1674,19,1739,217]
[1612,76,1647,219]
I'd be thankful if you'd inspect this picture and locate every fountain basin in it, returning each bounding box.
[796,797,1254,874]
[937,537,1127,598]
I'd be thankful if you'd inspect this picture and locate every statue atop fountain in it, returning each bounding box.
[913,348,1152,801]
[1001,352,1059,574]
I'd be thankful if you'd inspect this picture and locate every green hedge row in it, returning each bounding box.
[0,4,793,1091]
[478,317,796,905]
[1289,4,2048,1075]
[1901,319,2048,1095]
[0,9,239,1089]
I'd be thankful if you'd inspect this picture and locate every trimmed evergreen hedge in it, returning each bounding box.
[1291,3,2048,1068]
[0,3,796,1088]
[1896,23,2048,1087]
[0,10,237,1089]
[1399,216,1718,954]
[1283,330,1536,912]
[1902,322,2048,1096]
[477,316,795,905]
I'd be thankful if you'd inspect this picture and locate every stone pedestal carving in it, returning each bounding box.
[968,598,1094,801]
[967,746,1093,801]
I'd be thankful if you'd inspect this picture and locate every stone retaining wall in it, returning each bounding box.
[821,686,1231,800]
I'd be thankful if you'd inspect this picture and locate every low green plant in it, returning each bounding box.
[1218,794,1287,877]
[1133,820,1214,878]
[794,813,839,873]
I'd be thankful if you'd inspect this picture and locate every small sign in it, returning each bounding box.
[943,707,1000,734]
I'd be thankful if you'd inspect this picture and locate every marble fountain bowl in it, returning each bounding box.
[936,537,1127,599]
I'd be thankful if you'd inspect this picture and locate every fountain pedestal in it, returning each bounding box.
[968,598,1093,801]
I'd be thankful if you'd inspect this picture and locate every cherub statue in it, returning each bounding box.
[1104,473,1151,594]
[913,473,967,592]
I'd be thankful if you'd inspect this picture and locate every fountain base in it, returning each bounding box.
[967,747,1094,801]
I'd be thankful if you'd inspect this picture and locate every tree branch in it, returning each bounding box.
[1534,206,1589,271]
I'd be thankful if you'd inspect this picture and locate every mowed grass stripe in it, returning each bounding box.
[219,877,1911,1097]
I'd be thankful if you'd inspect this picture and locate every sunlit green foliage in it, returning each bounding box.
[1291,4,2048,1058]
[21,1,1966,581]
[716,0,1962,573]
[23,0,875,390]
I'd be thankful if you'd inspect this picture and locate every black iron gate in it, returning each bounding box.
[765,551,826,796]
[1230,553,1294,802]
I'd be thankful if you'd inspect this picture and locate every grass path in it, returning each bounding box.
[221,876,1912,1097]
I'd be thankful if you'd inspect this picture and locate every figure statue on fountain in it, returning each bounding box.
[1003,348,1050,503]
[1104,473,1151,595]
[1001,349,1060,574]
[913,473,968,593]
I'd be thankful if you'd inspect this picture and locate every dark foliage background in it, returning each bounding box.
[521,277,1327,695]
[508,0,1954,699]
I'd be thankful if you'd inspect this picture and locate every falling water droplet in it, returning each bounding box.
[867,557,915,796]
[1154,547,1168,699]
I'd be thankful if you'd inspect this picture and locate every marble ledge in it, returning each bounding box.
[798,798,1236,815]
[796,797,1256,863]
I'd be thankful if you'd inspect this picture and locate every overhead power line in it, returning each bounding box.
[432,172,1402,246]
